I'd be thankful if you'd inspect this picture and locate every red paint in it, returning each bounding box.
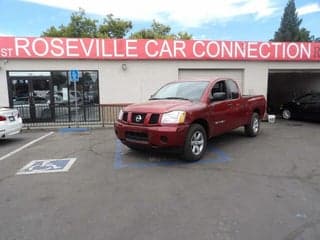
[0,37,320,61]
[114,78,266,157]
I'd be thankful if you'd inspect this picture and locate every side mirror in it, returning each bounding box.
[211,92,227,101]
[149,94,155,100]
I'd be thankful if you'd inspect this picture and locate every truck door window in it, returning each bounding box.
[226,80,239,99]
[211,81,227,101]
[212,81,226,94]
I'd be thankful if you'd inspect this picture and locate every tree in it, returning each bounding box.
[68,9,98,37]
[42,26,66,37]
[98,14,132,38]
[175,31,193,40]
[130,20,173,39]
[130,20,192,39]
[42,8,98,38]
[42,9,192,40]
[272,0,312,42]
[151,20,172,38]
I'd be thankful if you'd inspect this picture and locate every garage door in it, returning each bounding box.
[268,70,320,114]
[178,69,244,90]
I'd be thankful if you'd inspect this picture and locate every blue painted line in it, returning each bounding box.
[201,147,231,164]
[114,140,128,169]
[114,140,232,169]
[59,127,89,133]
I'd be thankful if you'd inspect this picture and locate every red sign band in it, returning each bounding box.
[0,37,320,61]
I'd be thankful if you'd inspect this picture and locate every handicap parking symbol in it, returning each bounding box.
[17,158,77,175]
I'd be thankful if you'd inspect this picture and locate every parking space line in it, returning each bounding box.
[0,132,54,161]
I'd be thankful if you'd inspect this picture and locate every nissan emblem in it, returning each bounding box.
[135,115,142,122]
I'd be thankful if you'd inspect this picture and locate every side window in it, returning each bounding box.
[226,80,239,99]
[313,94,320,102]
[211,81,227,101]
[298,94,312,103]
[212,81,226,94]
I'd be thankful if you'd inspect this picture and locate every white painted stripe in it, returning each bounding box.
[0,132,54,161]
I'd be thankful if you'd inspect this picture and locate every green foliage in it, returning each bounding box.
[43,8,131,38]
[42,9,192,39]
[272,0,312,42]
[98,14,132,38]
[175,31,193,40]
[42,26,66,37]
[42,8,98,38]
[130,20,174,39]
[151,20,172,38]
[68,9,98,37]
[130,20,193,39]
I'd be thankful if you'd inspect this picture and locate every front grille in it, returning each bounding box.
[125,131,148,142]
[131,113,146,124]
[149,114,160,124]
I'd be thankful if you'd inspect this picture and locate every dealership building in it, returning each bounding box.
[0,37,319,123]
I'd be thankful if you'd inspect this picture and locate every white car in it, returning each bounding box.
[0,107,23,139]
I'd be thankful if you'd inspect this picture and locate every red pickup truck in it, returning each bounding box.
[114,78,266,161]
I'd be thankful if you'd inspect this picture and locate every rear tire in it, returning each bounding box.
[182,124,207,162]
[245,112,260,137]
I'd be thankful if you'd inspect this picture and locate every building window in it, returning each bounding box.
[8,70,100,123]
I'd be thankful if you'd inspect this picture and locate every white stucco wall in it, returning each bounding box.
[0,60,9,106]
[0,59,319,107]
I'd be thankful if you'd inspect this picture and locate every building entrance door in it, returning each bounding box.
[8,73,53,122]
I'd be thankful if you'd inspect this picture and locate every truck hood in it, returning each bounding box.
[124,100,202,113]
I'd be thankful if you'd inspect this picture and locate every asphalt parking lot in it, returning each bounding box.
[0,120,320,240]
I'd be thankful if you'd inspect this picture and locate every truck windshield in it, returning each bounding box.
[150,81,209,101]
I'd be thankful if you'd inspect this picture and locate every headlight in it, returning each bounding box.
[161,111,186,124]
[118,109,124,120]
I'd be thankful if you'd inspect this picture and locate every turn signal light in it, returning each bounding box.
[0,116,7,121]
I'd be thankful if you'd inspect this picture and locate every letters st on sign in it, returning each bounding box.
[0,37,320,61]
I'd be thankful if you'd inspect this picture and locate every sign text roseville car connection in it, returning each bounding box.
[0,37,320,61]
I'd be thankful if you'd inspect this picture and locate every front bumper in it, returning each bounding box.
[114,121,189,148]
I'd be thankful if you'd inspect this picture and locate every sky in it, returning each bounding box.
[0,0,319,41]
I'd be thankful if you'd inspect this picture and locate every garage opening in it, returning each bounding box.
[267,70,320,114]
[178,69,244,91]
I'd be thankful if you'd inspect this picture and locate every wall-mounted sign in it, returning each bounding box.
[70,69,79,82]
[0,37,320,61]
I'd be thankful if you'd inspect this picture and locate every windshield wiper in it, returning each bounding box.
[149,97,191,101]
[163,97,190,101]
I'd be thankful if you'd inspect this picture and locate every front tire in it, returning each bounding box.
[182,124,207,162]
[282,109,291,120]
[245,112,260,137]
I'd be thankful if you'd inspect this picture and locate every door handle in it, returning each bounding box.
[227,103,233,107]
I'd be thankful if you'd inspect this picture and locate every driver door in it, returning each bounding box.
[208,80,230,136]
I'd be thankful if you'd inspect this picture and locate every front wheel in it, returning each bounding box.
[282,109,291,120]
[182,124,207,162]
[244,112,260,137]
